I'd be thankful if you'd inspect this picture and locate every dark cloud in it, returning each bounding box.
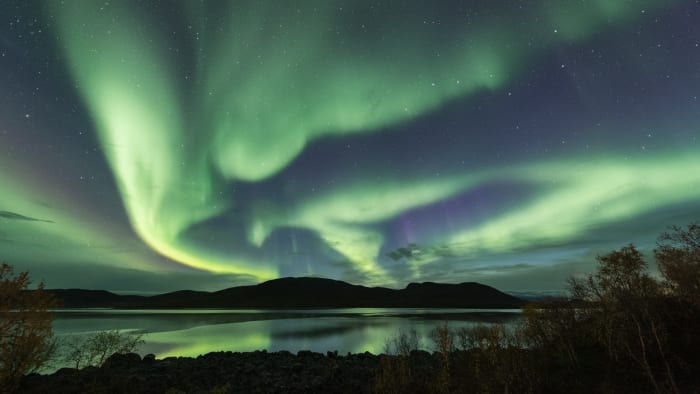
[13,260,259,293]
[0,210,54,223]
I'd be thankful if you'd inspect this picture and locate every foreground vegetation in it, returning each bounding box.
[0,264,143,392]
[3,224,700,393]
[0,263,57,391]
[376,224,700,393]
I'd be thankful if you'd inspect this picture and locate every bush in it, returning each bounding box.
[375,223,700,393]
[0,263,57,391]
[375,329,421,394]
[456,324,539,394]
[61,330,144,369]
[522,244,687,393]
[429,322,454,393]
[656,223,700,307]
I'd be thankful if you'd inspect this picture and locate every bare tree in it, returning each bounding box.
[375,329,421,394]
[61,330,144,369]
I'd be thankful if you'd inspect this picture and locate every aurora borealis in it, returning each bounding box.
[1,1,699,293]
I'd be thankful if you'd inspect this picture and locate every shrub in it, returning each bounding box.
[656,223,700,307]
[0,263,57,391]
[429,321,454,393]
[375,329,421,394]
[374,224,700,393]
[61,329,144,369]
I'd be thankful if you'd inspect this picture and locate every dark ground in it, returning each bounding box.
[20,350,391,393]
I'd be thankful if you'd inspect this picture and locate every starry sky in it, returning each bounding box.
[1,0,699,294]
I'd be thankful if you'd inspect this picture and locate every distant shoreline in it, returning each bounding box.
[50,306,524,311]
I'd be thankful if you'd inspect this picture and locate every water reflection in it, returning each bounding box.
[52,309,522,359]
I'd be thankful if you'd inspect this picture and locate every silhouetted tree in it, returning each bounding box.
[655,223,700,307]
[375,329,421,394]
[0,263,57,391]
[457,323,538,394]
[375,225,700,393]
[537,246,678,393]
[430,322,454,393]
[654,224,700,388]
[61,330,144,369]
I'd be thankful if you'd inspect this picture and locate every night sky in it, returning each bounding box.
[1,1,699,293]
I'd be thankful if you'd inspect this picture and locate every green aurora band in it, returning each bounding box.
[0,160,152,272]
[46,0,697,284]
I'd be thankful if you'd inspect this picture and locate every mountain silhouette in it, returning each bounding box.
[49,277,523,308]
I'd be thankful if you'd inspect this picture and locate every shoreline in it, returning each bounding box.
[21,350,390,393]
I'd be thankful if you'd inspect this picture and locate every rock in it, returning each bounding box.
[21,350,386,393]
[102,352,142,369]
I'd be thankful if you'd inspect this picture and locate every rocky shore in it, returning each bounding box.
[19,350,430,393]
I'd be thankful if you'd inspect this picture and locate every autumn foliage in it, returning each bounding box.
[376,224,700,393]
[0,263,57,391]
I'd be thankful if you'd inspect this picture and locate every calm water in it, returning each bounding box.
[52,308,523,359]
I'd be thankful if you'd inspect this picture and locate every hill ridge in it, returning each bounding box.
[48,276,524,309]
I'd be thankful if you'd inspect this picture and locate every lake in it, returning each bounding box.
[52,308,523,359]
